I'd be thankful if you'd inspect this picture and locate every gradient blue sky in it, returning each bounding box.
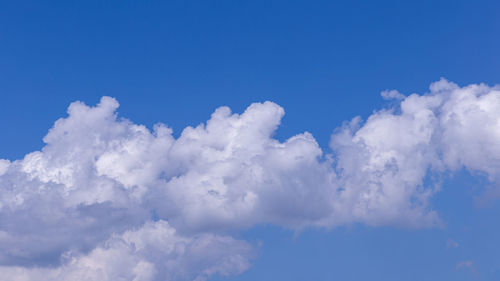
[1,1,500,280]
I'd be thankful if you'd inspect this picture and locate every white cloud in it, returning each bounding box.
[0,221,252,281]
[330,92,442,227]
[0,160,9,176]
[381,89,406,100]
[0,79,499,280]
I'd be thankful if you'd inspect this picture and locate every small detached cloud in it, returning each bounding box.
[456,260,476,273]
[381,89,406,100]
[446,239,459,249]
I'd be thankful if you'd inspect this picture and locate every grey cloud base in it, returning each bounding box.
[0,79,499,280]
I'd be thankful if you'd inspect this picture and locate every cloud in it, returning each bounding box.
[381,89,406,100]
[446,239,459,249]
[0,221,252,281]
[456,260,476,274]
[0,79,499,280]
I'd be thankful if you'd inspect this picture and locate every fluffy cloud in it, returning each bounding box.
[0,221,252,281]
[0,79,499,280]
[330,79,500,227]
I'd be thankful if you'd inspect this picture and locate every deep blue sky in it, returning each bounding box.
[1,1,499,280]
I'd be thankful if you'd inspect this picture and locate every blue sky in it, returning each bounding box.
[0,1,500,280]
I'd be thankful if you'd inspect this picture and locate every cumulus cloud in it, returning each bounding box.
[0,79,499,280]
[0,221,252,281]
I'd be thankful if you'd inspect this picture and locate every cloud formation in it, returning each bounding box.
[0,221,252,281]
[0,79,499,280]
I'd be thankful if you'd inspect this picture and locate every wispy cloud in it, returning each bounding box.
[446,239,459,249]
[456,260,477,276]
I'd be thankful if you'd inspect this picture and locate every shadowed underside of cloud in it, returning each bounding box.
[0,79,499,280]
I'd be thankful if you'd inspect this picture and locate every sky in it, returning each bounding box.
[0,1,499,280]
